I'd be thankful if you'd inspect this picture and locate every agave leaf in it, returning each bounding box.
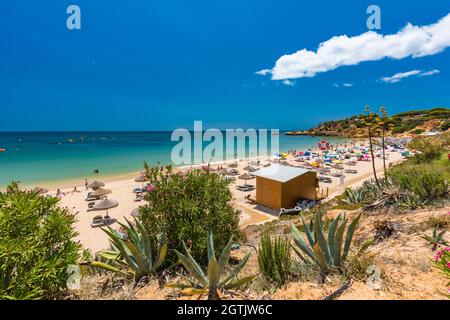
[312,241,328,271]
[89,261,129,276]
[98,250,121,261]
[165,283,192,289]
[207,231,215,262]
[217,238,233,279]
[328,214,341,255]
[221,250,251,286]
[182,288,208,295]
[174,249,208,287]
[134,218,153,266]
[181,241,207,285]
[333,219,347,267]
[290,243,310,264]
[356,239,373,256]
[153,243,167,271]
[124,240,147,275]
[102,227,138,271]
[207,256,220,288]
[300,212,315,247]
[437,230,446,242]
[313,213,333,265]
[342,213,361,262]
[291,223,315,261]
[223,275,257,289]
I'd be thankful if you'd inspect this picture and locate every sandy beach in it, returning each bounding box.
[44,143,405,253]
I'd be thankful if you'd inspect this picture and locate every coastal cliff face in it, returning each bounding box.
[286,108,450,137]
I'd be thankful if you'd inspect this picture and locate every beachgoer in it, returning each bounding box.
[85,179,88,190]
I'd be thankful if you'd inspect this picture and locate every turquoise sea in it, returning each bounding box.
[0,131,348,187]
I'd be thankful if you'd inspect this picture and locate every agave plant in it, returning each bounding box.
[91,218,167,281]
[342,188,366,204]
[420,226,448,251]
[291,211,361,272]
[169,232,257,300]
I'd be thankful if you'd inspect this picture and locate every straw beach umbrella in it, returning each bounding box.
[92,198,119,217]
[90,188,112,197]
[92,198,118,210]
[33,187,48,194]
[88,180,105,190]
[243,165,257,172]
[134,175,149,183]
[131,207,140,218]
[238,173,255,186]
[227,162,238,168]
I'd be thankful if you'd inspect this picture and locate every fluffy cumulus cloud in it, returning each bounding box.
[256,13,450,80]
[382,69,440,83]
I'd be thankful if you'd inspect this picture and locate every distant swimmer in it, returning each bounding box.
[93,169,99,174]
[0,148,5,152]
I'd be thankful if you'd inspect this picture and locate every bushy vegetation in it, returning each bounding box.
[257,234,292,286]
[407,136,446,163]
[309,108,450,136]
[0,186,83,299]
[340,134,449,210]
[433,246,450,298]
[389,165,448,202]
[140,166,240,266]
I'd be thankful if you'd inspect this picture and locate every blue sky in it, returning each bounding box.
[1,0,449,131]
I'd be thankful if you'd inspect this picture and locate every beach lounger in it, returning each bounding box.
[91,215,104,228]
[345,169,358,174]
[279,206,302,215]
[236,185,255,192]
[319,176,332,183]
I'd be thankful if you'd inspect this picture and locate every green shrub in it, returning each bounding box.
[433,246,450,298]
[407,137,443,163]
[257,234,292,286]
[440,121,450,131]
[412,129,424,135]
[140,167,240,266]
[389,165,448,201]
[0,186,83,299]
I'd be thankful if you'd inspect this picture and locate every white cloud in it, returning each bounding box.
[256,13,450,80]
[420,69,440,76]
[333,82,353,87]
[255,69,271,76]
[282,79,295,86]
[382,70,422,83]
[381,69,440,83]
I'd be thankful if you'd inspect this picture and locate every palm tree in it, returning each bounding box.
[364,105,381,189]
[379,106,388,176]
